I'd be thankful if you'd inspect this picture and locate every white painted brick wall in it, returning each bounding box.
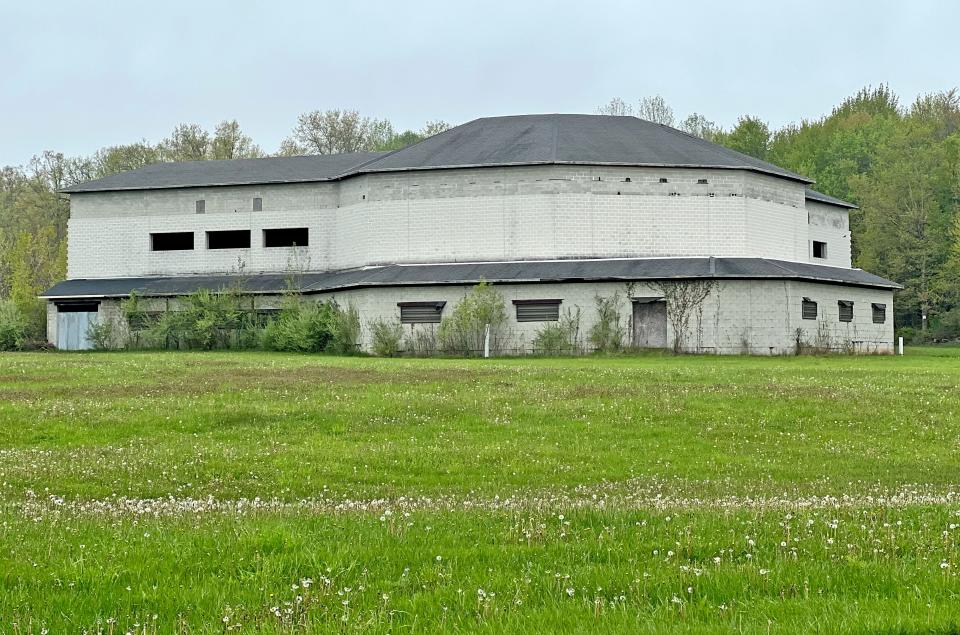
[66,166,849,279]
[79,279,893,355]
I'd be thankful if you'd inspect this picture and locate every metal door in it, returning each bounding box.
[632,300,667,348]
[57,309,97,350]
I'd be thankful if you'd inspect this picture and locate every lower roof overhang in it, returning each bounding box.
[40,257,902,300]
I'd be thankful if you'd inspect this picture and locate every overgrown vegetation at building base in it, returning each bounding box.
[2,349,960,632]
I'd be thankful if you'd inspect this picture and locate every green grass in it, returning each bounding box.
[2,348,960,632]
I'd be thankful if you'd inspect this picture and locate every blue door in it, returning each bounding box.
[56,304,99,350]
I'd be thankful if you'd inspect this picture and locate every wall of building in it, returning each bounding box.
[66,165,842,279]
[64,279,893,355]
[805,200,852,268]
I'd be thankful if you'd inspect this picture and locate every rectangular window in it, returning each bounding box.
[513,299,561,322]
[813,240,827,259]
[253,197,263,212]
[196,200,205,214]
[151,232,194,251]
[696,178,708,184]
[263,227,309,247]
[872,303,887,324]
[801,297,817,320]
[399,301,445,324]
[838,300,854,322]
[207,230,251,249]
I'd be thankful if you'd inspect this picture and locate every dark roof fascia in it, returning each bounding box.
[354,161,815,184]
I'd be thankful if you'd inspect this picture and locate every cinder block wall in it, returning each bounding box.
[66,166,837,279]
[77,279,893,355]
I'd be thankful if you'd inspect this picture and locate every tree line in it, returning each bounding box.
[2,88,959,343]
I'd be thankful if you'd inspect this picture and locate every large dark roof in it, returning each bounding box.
[62,114,813,193]
[41,257,900,299]
[805,188,857,209]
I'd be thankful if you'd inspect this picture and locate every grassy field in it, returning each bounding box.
[2,349,960,633]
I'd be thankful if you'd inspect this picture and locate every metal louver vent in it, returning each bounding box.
[513,299,561,322]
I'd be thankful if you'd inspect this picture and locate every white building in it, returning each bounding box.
[43,114,898,353]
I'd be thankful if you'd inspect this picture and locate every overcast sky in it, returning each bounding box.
[2,0,958,167]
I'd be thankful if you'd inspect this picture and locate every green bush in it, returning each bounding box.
[0,300,27,351]
[532,307,582,355]
[370,318,404,356]
[260,297,338,352]
[438,281,508,355]
[588,292,627,352]
[328,302,362,355]
[86,318,118,350]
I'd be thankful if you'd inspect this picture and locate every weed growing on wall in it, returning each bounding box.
[589,292,627,352]
[438,281,508,355]
[369,318,404,356]
[532,306,583,355]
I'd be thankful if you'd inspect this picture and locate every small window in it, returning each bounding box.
[623,177,631,183]
[513,299,561,322]
[801,297,817,320]
[207,230,251,249]
[838,300,854,322]
[697,178,708,184]
[872,303,886,324]
[659,177,669,183]
[813,241,827,259]
[399,301,445,324]
[196,200,205,214]
[151,232,194,251]
[253,197,263,212]
[264,227,309,247]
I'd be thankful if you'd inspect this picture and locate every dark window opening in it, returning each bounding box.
[697,178,708,184]
[872,303,886,324]
[264,227,309,247]
[813,241,827,259]
[253,197,262,212]
[207,230,251,249]
[196,200,205,214]
[513,299,561,322]
[624,177,631,183]
[838,300,854,322]
[801,297,817,320]
[659,177,669,183]
[399,302,445,324]
[151,232,194,251]
[56,301,100,313]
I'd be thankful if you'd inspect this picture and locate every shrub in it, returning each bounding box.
[260,297,338,353]
[438,281,508,355]
[328,302,362,355]
[532,307,582,355]
[588,292,627,353]
[0,300,27,351]
[86,318,119,350]
[370,318,404,356]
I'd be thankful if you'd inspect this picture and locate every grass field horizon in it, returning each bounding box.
[2,348,960,632]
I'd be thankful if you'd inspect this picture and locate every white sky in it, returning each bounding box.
[2,0,958,166]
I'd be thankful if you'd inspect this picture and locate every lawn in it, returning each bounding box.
[2,349,960,633]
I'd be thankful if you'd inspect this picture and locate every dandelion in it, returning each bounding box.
[566,587,575,597]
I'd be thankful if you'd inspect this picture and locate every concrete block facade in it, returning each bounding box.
[67,165,845,280]
[64,279,892,355]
